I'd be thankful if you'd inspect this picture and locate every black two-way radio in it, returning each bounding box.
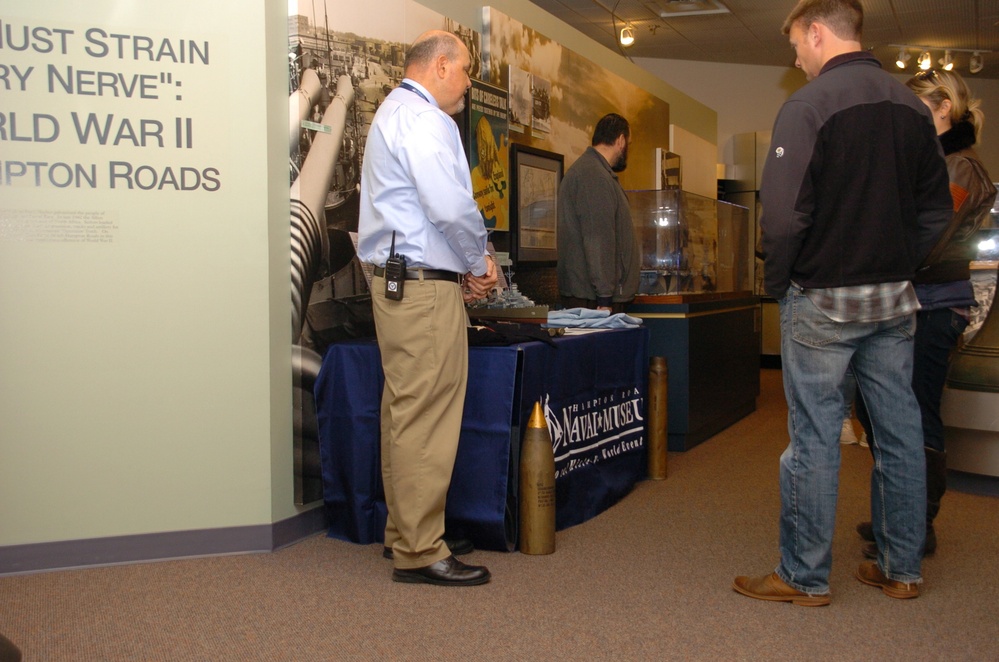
[384,231,406,301]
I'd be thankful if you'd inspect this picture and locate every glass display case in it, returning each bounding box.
[967,192,999,339]
[627,188,752,295]
[625,189,758,451]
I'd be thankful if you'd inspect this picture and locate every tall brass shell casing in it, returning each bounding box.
[648,356,669,480]
[519,401,556,554]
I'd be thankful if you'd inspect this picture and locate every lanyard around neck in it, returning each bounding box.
[399,81,431,104]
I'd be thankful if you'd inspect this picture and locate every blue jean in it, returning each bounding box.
[854,307,968,453]
[776,286,925,592]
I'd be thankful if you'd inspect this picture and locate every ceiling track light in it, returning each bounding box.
[970,51,984,74]
[889,45,990,75]
[620,23,635,47]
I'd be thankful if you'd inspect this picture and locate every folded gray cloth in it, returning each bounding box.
[546,308,643,328]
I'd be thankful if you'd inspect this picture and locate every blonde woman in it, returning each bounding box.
[857,68,997,560]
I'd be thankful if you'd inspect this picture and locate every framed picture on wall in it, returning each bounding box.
[508,66,532,131]
[510,144,563,264]
[531,75,551,133]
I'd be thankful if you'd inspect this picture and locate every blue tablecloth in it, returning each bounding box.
[314,327,649,551]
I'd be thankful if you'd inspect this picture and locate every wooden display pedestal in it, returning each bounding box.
[628,292,761,451]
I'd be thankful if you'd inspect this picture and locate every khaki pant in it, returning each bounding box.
[371,274,468,569]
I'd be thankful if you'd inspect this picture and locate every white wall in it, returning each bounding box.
[0,1,293,548]
[638,57,999,179]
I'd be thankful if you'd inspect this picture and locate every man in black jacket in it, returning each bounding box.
[733,0,951,606]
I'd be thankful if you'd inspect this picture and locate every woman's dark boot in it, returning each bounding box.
[858,447,947,557]
[924,447,947,556]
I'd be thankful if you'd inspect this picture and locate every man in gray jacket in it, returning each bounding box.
[733,0,951,606]
[557,113,640,314]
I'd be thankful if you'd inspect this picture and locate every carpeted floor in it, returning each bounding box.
[1,368,997,661]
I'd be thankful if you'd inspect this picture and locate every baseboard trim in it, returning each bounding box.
[0,506,327,576]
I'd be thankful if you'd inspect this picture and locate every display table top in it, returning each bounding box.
[632,291,755,305]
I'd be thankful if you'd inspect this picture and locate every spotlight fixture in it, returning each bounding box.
[620,24,635,47]
[890,45,990,75]
[970,51,984,74]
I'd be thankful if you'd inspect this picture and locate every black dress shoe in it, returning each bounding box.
[383,536,474,560]
[445,536,474,555]
[392,555,491,586]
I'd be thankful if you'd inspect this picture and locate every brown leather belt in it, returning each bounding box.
[373,266,462,283]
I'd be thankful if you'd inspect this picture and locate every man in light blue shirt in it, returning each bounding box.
[358,29,496,587]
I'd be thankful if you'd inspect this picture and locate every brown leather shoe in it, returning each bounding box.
[732,572,830,607]
[392,555,491,586]
[855,561,919,599]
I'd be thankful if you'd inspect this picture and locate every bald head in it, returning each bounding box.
[405,31,463,73]
[403,30,472,115]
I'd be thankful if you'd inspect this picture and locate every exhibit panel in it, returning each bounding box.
[939,207,999,485]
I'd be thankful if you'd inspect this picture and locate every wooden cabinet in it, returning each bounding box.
[629,292,761,451]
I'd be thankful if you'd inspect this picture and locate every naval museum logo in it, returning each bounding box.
[542,387,645,479]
